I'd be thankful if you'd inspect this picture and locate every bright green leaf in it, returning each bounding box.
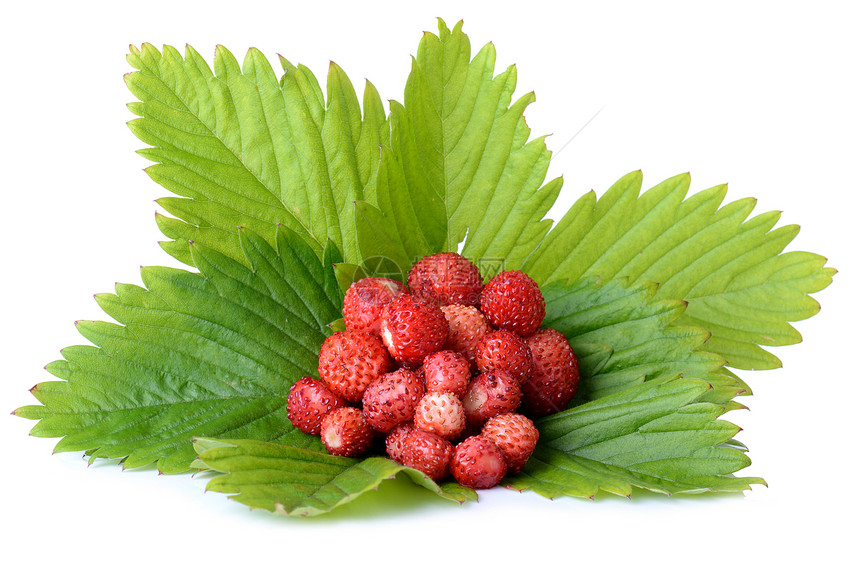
[193,438,477,516]
[354,19,562,279]
[525,171,836,370]
[126,44,387,267]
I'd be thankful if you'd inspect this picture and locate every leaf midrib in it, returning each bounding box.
[135,54,322,248]
[48,394,287,417]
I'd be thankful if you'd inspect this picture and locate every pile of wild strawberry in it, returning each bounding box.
[286,253,579,489]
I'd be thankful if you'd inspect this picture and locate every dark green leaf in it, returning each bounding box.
[16,227,342,473]
[507,377,766,498]
[542,277,746,404]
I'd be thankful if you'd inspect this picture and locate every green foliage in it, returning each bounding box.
[18,19,835,515]
[16,227,342,473]
[541,278,748,405]
[525,171,836,370]
[126,43,387,267]
[505,377,766,498]
[354,20,562,280]
[193,438,477,516]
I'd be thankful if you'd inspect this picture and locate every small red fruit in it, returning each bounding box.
[407,252,483,307]
[385,423,415,464]
[380,295,448,364]
[400,429,454,481]
[440,304,491,368]
[286,376,346,435]
[318,330,392,403]
[475,329,534,385]
[450,435,507,489]
[522,328,579,416]
[461,369,521,427]
[480,270,545,337]
[319,407,375,457]
[482,413,539,474]
[343,277,408,333]
[423,350,471,398]
[413,391,466,440]
[362,368,426,432]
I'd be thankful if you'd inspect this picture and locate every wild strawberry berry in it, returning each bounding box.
[475,329,534,385]
[400,429,454,481]
[362,368,426,433]
[343,277,407,333]
[423,350,471,398]
[380,295,448,364]
[480,270,545,337]
[318,330,392,403]
[286,376,346,435]
[450,435,507,489]
[462,369,521,427]
[522,328,579,416]
[413,392,466,440]
[319,406,375,457]
[407,252,483,307]
[385,422,415,464]
[440,304,491,368]
[482,413,539,474]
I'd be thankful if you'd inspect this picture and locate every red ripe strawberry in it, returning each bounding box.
[522,328,579,416]
[462,369,521,427]
[423,350,471,398]
[385,422,415,464]
[380,295,448,364]
[475,329,534,385]
[400,429,454,481]
[413,392,466,440]
[482,413,539,474]
[343,277,407,333]
[318,330,392,403]
[286,376,346,435]
[440,304,491,368]
[362,368,425,432]
[407,252,483,307]
[449,435,507,489]
[319,406,375,457]
[480,270,545,337]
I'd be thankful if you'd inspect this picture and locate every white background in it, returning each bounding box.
[2,1,857,561]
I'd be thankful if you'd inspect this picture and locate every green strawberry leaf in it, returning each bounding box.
[16,227,342,473]
[126,43,387,268]
[542,277,748,405]
[192,438,477,516]
[524,170,836,370]
[505,376,766,498]
[354,19,562,280]
[18,20,834,515]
